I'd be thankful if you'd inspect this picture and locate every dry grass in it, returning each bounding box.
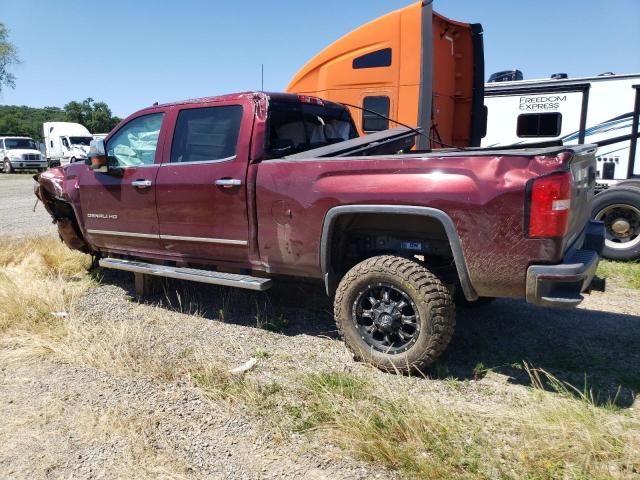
[1,236,639,479]
[190,367,640,479]
[598,260,640,289]
[0,236,91,336]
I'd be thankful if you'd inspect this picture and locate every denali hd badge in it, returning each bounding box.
[87,213,118,220]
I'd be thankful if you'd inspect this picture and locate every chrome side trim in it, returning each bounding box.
[86,229,247,246]
[87,229,160,239]
[160,155,237,166]
[160,234,247,246]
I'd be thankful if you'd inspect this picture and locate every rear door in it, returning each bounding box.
[79,111,167,254]
[155,102,250,264]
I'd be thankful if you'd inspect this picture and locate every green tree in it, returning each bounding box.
[63,100,85,124]
[63,97,121,133]
[0,23,21,93]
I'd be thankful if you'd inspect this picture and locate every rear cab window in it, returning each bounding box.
[266,100,358,158]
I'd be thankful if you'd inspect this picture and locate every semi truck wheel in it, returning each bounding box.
[3,159,13,174]
[334,255,455,373]
[592,186,640,261]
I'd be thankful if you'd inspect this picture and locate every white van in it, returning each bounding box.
[43,122,93,166]
[0,136,47,173]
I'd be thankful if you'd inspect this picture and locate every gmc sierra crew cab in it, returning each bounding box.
[35,92,605,372]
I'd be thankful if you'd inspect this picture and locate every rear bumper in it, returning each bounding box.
[526,221,605,308]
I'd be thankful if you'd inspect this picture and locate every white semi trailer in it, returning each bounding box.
[43,122,94,167]
[482,72,640,260]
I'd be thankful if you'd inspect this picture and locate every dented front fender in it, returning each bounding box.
[34,168,93,254]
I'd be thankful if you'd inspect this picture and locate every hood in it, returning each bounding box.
[6,148,42,157]
[70,145,90,157]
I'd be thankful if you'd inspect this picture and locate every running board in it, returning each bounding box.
[99,258,272,291]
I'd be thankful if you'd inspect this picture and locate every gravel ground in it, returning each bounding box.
[1,275,638,478]
[1,174,639,478]
[0,173,56,235]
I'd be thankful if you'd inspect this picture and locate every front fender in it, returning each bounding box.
[34,169,93,254]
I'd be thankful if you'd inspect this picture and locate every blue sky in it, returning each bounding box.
[1,0,639,117]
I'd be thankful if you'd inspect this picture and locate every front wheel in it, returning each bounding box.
[334,255,456,373]
[592,187,640,261]
[3,159,13,174]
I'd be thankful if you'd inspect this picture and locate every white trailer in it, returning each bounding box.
[482,73,640,260]
[43,122,94,167]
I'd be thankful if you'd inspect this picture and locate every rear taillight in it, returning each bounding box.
[528,171,572,238]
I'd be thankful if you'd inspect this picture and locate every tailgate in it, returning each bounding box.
[565,145,598,250]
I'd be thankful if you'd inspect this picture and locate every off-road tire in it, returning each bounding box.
[334,255,456,373]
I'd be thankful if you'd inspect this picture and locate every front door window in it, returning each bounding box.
[107,113,164,167]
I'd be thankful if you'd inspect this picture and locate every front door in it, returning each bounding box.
[79,111,167,255]
[155,103,250,264]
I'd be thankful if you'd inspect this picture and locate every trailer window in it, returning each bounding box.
[362,96,390,132]
[171,106,243,163]
[517,113,562,137]
[353,48,392,69]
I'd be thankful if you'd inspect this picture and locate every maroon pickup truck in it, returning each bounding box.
[35,92,604,372]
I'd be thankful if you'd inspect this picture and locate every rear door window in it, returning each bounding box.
[170,106,243,163]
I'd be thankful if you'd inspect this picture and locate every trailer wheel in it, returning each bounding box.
[334,255,455,373]
[592,186,640,261]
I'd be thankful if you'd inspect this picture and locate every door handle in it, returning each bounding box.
[215,178,242,187]
[131,179,152,188]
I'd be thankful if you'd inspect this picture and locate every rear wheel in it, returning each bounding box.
[593,187,640,261]
[334,255,455,373]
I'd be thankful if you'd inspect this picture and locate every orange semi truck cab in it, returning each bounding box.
[286,1,484,149]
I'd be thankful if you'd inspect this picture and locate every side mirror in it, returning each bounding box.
[87,139,109,173]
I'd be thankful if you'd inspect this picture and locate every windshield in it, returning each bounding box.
[4,138,37,150]
[69,136,92,146]
[266,101,358,158]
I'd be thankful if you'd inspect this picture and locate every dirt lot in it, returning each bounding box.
[0,174,638,479]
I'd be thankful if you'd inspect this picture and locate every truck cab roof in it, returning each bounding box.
[147,91,347,111]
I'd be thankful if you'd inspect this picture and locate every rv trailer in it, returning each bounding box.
[483,73,640,260]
